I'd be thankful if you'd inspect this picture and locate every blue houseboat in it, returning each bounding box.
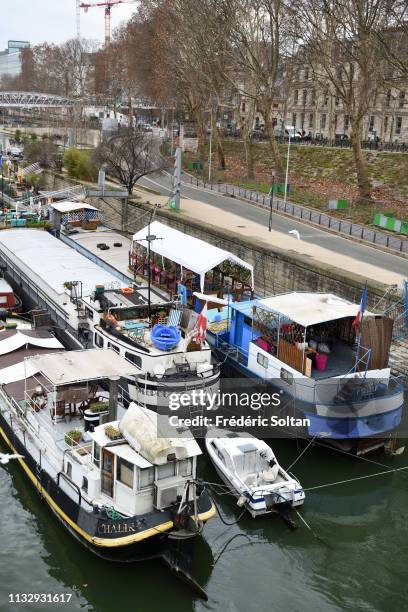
[207,292,403,454]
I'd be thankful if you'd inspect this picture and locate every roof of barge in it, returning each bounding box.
[0,229,123,298]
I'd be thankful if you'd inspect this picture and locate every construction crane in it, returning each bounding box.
[79,1,136,48]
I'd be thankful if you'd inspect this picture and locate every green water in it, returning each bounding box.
[1,434,407,612]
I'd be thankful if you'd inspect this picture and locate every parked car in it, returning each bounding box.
[8,146,23,159]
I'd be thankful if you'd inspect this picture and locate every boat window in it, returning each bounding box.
[125,352,142,368]
[66,461,72,478]
[139,466,155,488]
[280,368,294,385]
[116,457,134,488]
[217,450,225,464]
[157,462,176,480]
[93,442,100,466]
[82,476,88,493]
[94,333,104,348]
[108,342,120,353]
[257,353,269,368]
[178,458,192,477]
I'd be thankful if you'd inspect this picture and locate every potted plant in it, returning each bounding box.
[104,425,122,441]
[65,429,82,446]
[89,401,109,414]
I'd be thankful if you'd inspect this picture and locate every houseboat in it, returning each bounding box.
[0,343,215,595]
[0,228,221,408]
[208,291,403,454]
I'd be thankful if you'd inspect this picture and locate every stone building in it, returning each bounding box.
[285,66,408,144]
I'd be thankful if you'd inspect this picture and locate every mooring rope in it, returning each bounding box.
[303,464,408,492]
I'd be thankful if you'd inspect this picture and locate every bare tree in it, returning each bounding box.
[375,2,408,78]
[93,129,164,195]
[296,0,393,203]
[217,0,295,180]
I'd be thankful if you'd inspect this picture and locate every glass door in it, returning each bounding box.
[101,449,114,497]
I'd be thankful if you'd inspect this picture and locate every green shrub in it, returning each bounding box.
[63,148,97,181]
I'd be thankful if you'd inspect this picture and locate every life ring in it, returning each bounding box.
[121,287,134,295]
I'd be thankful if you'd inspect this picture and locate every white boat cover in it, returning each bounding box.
[133,221,254,291]
[119,403,201,465]
[0,360,40,384]
[259,292,374,327]
[0,332,64,356]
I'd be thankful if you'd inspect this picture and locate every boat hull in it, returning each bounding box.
[213,347,403,454]
[0,411,215,563]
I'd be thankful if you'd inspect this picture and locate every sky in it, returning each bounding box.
[0,0,137,50]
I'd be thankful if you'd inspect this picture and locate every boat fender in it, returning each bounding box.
[237,495,247,507]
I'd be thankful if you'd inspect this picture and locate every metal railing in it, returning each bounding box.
[223,133,408,152]
[180,172,408,255]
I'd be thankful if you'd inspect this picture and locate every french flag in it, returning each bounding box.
[352,283,367,328]
[194,303,208,344]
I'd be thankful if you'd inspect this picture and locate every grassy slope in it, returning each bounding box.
[184,141,408,225]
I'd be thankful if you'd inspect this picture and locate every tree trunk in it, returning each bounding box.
[193,108,206,162]
[128,93,133,129]
[215,125,226,170]
[243,134,255,180]
[350,119,372,203]
[262,104,284,180]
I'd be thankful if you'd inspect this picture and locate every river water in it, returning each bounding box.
[1,419,408,612]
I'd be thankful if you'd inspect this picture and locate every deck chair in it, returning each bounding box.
[51,400,67,423]
[168,308,182,328]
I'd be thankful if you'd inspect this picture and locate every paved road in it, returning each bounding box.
[138,172,408,279]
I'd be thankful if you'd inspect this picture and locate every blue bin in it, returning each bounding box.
[151,324,181,351]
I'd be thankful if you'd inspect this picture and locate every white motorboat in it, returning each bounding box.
[205,429,305,517]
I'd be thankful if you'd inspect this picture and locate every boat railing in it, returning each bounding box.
[0,387,65,469]
[216,341,248,365]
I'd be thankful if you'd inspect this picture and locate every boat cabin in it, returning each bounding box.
[218,292,394,387]
[129,221,254,309]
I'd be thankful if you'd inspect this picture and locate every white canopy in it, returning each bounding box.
[133,221,254,291]
[51,201,98,213]
[259,292,373,327]
[0,332,64,356]
[0,361,40,385]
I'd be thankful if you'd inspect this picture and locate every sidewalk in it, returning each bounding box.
[132,187,406,288]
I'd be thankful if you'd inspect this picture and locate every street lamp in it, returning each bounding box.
[208,104,213,183]
[284,127,293,204]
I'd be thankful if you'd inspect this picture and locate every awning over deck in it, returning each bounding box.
[27,348,140,386]
[50,201,98,213]
[258,292,373,327]
[132,221,254,291]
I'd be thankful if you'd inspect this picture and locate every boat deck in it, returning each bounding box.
[312,340,355,380]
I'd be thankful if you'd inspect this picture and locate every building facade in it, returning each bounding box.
[286,66,408,143]
[0,40,30,84]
